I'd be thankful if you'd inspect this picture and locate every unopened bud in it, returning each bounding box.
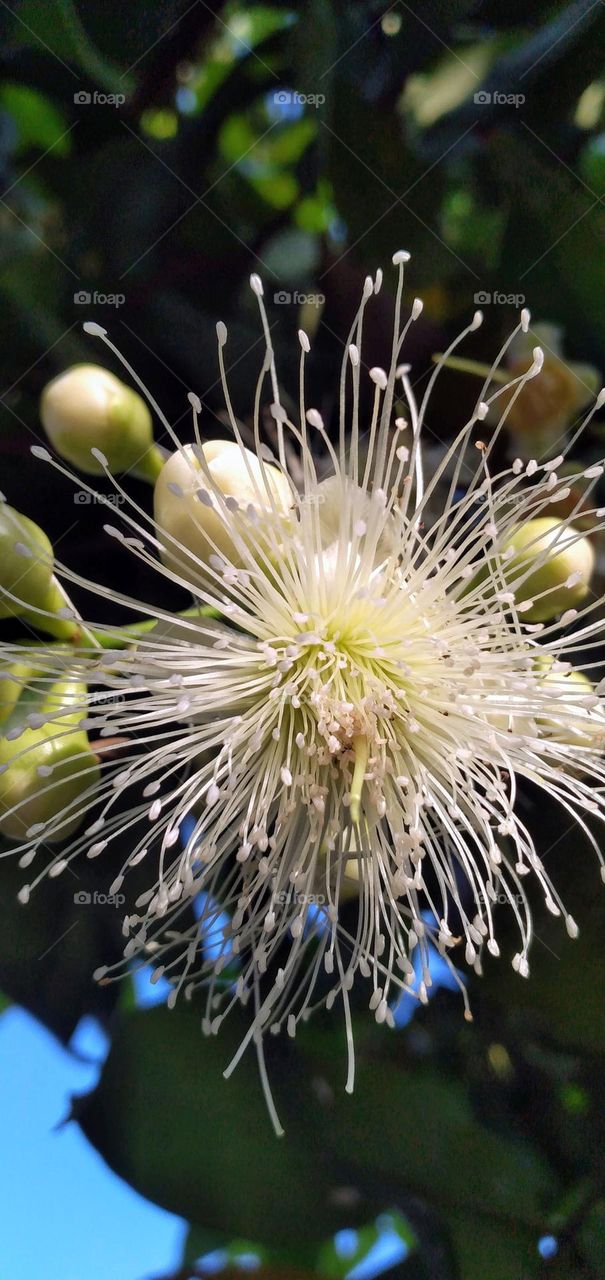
[154,441,292,580]
[0,677,99,841]
[40,365,163,480]
[0,661,36,726]
[0,506,78,640]
[504,517,594,621]
[536,658,604,746]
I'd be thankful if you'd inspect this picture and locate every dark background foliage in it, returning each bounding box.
[1,2,605,1277]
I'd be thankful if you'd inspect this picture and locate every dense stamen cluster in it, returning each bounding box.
[2,252,605,1129]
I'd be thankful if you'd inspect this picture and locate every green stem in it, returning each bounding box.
[20,575,82,643]
[131,444,166,485]
[76,605,219,650]
[431,353,511,384]
[350,734,369,825]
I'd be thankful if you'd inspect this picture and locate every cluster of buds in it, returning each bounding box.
[0,675,99,845]
[0,505,80,641]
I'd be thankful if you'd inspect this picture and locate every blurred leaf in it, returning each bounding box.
[578,134,605,196]
[448,1211,584,1280]
[220,113,317,168]
[0,85,70,155]
[252,171,298,209]
[0,848,123,1042]
[261,226,321,280]
[479,822,605,1055]
[75,1002,340,1254]
[403,43,497,131]
[579,1202,605,1274]
[182,1223,231,1265]
[15,0,124,91]
[76,1001,560,1268]
[495,134,605,352]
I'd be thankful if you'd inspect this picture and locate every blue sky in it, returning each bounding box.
[0,1006,184,1280]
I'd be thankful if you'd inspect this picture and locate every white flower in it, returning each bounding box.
[3,260,605,1130]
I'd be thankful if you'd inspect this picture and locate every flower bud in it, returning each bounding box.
[154,441,292,580]
[502,324,600,459]
[536,659,604,746]
[503,517,594,622]
[0,661,35,726]
[40,364,163,480]
[316,475,397,559]
[542,463,595,531]
[0,677,99,841]
[0,505,78,640]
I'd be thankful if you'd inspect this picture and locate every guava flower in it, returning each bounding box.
[2,254,605,1130]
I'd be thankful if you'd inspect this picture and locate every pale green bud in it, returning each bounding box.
[0,506,77,640]
[154,441,293,579]
[0,677,99,841]
[0,661,36,726]
[504,517,594,622]
[40,364,162,479]
[535,657,603,746]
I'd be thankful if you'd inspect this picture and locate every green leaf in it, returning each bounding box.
[75,1002,341,1251]
[182,1223,230,1265]
[0,843,123,1042]
[0,85,71,156]
[447,1212,582,1280]
[579,1202,605,1274]
[326,1047,558,1227]
[14,0,125,92]
[495,134,605,349]
[76,1001,559,1262]
[478,809,605,1055]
